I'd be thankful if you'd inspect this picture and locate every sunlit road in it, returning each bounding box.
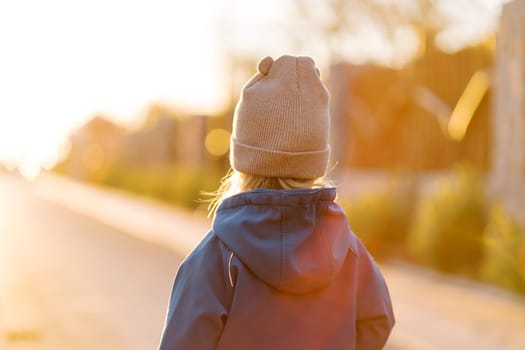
[0,175,182,350]
[2,173,525,350]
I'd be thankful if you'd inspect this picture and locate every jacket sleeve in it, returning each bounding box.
[158,233,233,350]
[355,242,395,350]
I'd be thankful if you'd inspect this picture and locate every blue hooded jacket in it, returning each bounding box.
[159,188,394,350]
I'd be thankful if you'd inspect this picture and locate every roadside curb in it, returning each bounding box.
[32,172,211,257]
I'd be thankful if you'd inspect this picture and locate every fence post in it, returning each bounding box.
[491,0,525,222]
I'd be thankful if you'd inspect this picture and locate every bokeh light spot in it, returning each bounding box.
[205,129,230,157]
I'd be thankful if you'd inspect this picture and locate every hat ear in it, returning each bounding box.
[257,56,274,75]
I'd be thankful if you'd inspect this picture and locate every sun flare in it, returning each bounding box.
[0,0,226,179]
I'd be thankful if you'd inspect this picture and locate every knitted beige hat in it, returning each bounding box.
[230,55,331,179]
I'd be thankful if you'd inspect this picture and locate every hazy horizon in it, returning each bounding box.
[0,0,506,179]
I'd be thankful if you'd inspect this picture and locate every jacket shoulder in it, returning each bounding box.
[180,231,233,285]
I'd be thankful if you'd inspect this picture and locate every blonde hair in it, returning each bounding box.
[206,168,332,218]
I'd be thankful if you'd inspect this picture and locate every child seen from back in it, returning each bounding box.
[158,55,395,350]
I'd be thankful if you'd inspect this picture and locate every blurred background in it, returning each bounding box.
[1,0,524,349]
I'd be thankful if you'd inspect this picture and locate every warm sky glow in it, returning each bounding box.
[0,0,229,178]
[0,0,506,179]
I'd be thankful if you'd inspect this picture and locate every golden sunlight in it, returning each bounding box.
[448,70,490,141]
[205,129,231,157]
[0,0,226,179]
[0,0,505,180]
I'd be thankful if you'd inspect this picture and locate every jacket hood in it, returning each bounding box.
[212,188,357,294]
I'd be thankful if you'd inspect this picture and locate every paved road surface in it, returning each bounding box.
[1,173,525,349]
[0,175,182,350]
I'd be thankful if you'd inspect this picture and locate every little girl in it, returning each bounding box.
[158,55,394,350]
